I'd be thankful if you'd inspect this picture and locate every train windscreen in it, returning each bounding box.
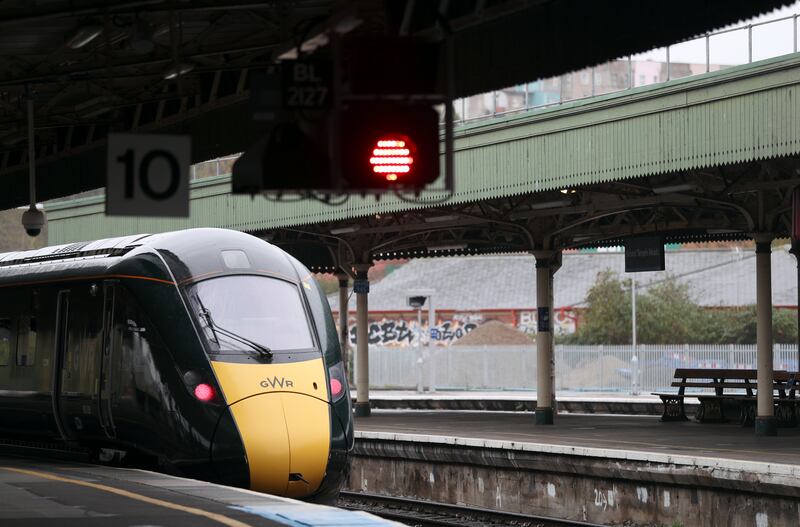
[188,275,315,357]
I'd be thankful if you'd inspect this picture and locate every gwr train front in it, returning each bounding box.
[165,229,353,500]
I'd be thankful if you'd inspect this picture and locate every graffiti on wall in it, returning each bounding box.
[342,308,578,347]
[349,318,478,346]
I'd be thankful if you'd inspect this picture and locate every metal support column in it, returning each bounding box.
[755,237,776,436]
[335,271,352,385]
[534,250,555,425]
[790,240,800,372]
[427,295,436,393]
[353,264,371,417]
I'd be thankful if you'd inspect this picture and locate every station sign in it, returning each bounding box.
[353,278,369,294]
[106,133,191,217]
[625,236,665,272]
[537,307,550,332]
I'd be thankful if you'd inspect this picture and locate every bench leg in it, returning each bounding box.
[660,396,688,422]
[696,398,726,423]
[738,402,756,427]
[776,402,798,428]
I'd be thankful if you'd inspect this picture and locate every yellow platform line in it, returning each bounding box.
[0,466,253,527]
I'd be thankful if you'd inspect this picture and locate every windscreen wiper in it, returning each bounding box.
[195,296,273,360]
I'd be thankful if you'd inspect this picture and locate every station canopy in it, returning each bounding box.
[0,0,792,210]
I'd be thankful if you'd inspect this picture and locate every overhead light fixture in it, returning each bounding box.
[16,203,43,211]
[278,33,330,60]
[163,62,195,80]
[560,188,577,194]
[652,183,699,194]
[424,215,459,223]
[427,243,467,252]
[66,24,103,49]
[528,199,572,210]
[74,95,121,118]
[330,225,360,235]
[277,13,362,60]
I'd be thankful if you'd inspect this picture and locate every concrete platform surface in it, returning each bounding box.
[365,390,662,402]
[0,456,394,527]
[355,411,800,467]
[355,390,695,414]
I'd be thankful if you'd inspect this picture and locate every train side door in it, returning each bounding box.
[54,286,105,441]
[52,290,73,441]
[99,281,117,438]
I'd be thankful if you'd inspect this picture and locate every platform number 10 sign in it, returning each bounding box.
[106,133,191,217]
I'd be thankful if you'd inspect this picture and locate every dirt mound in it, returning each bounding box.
[454,320,533,346]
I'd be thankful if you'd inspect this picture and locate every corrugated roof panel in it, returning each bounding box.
[46,55,800,244]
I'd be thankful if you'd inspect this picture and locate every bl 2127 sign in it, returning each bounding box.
[281,60,331,109]
[106,133,191,217]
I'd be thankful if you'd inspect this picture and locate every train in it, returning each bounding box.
[0,228,353,501]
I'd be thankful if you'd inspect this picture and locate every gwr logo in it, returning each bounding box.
[260,377,294,389]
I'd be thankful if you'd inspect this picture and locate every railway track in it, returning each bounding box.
[338,491,605,527]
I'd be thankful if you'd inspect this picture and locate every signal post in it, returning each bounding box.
[232,36,453,197]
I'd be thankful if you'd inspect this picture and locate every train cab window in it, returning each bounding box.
[16,317,37,367]
[188,275,314,355]
[0,319,11,366]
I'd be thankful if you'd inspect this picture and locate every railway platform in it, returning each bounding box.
[0,456,392,527]
[349,411,800,526]
[355,390,689,415]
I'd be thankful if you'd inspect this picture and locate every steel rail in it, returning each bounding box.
[338,491,606,527]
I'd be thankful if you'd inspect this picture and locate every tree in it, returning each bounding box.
[635,279,706,344]
[559,270,798,345]
[560,270,630,344]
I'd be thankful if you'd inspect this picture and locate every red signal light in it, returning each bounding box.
[369,135,415,182]
[341,102,438,191]
[194,383,215,402]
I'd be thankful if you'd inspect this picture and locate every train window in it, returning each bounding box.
[299,272,341,365]
[16,317,37,367]
[189,275,314,354]
[0,319,10,366]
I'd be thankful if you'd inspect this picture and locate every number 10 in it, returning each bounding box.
[116,148,181,200]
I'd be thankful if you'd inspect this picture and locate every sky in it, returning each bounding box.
[633,1,800,66]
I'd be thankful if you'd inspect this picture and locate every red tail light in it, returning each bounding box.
[330,378,343,398]
[194,383,216,402]
[327,361,348,403]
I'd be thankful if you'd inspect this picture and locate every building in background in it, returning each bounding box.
[328,246,798,347]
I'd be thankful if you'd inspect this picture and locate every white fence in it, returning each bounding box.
[356,344,800,392]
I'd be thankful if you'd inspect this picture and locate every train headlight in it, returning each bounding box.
[327,362,347,403]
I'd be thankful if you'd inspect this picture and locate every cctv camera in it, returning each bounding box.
[21,206,45,237]
[408,296,427,309]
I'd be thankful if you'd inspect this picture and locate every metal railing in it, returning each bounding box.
[452,12,800,123]
[358,344,800,393]
[190,154,240,181]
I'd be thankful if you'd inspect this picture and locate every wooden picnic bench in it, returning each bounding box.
[653,368,799,426]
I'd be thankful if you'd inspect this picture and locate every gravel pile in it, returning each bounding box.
[453,320,534,346]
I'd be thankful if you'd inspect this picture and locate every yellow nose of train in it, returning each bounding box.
[211,358,331,497]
